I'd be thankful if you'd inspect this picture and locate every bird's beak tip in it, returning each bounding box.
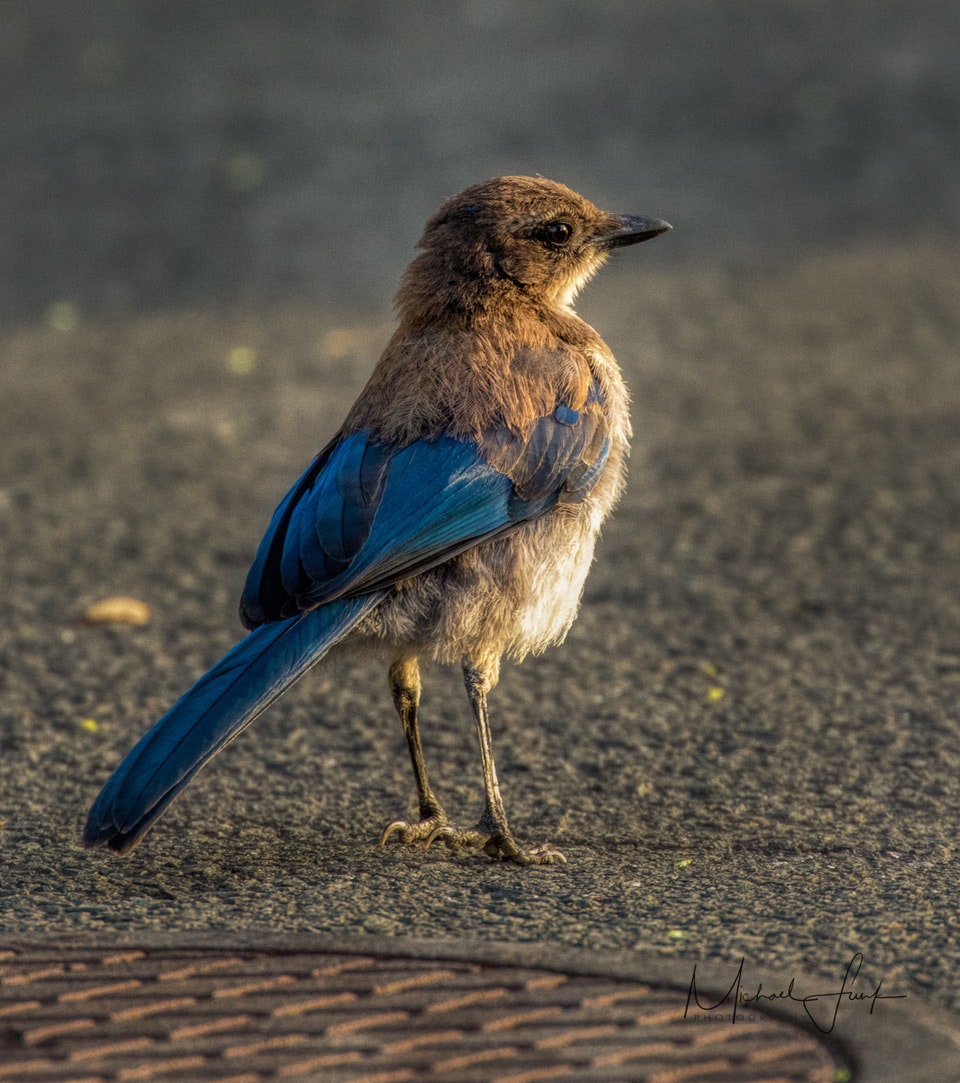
[600,216,672,250]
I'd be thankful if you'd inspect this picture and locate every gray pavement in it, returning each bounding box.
[2,1,960,1073]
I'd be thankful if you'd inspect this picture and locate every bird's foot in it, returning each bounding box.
[379,811,451,849]
[425,824,566,866]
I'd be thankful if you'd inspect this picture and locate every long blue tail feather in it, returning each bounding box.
[83,593,385,854]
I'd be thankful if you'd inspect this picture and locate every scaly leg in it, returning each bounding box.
[427,662,566,865]
[379,656,450,846]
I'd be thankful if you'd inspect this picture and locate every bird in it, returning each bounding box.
[83,176,670,865]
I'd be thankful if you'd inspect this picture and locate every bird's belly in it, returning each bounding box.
[509,512,599,654]
[347,501,602,665]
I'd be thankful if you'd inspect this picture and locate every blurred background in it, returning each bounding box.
[3,0,959,328]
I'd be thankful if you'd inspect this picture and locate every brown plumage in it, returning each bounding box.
[347,177,635,443]
[82,176,669,864]
[346,176,670,862]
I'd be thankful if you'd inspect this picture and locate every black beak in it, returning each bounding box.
[598,215,672,250]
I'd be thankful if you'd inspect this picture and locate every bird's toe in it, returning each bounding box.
[424,823,567,865]
[496,837,567,866]
[517,843,568,866]
[379,813,450,848]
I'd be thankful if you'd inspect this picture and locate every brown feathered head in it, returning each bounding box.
[396,176,670,322]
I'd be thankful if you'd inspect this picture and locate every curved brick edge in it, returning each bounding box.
[5,933,958,1083]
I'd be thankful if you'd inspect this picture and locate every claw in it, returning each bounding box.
[424,823,446,849]
[492,837,567,865]
[523,844,567,865]
[379,820,408,847]
[424,824,490,853]
[380,812,452,849]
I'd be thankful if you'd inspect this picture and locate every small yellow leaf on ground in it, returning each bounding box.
[80,718,99,733]
[707,686,725,702]
[78,596,152,626]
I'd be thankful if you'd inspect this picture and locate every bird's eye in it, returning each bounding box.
[537,220,573,247]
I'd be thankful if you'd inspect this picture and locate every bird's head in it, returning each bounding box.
[397,176,670,323]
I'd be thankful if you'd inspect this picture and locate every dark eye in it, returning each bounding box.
[537,220,573,247]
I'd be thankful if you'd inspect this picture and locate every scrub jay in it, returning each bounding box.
[83,176,670,865]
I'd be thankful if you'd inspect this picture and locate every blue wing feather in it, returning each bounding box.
[241,388,611,626]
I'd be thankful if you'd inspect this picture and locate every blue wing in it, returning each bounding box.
[241,388,610,627]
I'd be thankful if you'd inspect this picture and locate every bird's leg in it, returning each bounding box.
[379,656,451,847]
[427,663,566,865]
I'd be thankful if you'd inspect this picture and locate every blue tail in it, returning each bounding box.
[83,593,385,854]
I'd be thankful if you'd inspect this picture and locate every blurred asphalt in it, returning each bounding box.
[2,0,960,1054]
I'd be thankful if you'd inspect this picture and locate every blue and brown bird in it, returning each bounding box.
[83,176,670,865]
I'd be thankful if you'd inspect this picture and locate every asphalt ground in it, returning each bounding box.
[2,1,960,1073]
